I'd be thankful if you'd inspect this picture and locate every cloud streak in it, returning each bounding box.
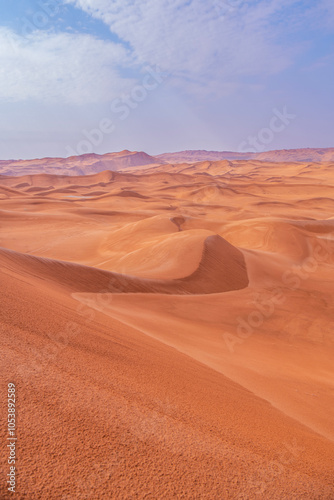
[2,1,333,104]
[0,28,134,104]
[62,0,315,96]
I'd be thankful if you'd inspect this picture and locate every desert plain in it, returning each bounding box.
[0,152,333,498]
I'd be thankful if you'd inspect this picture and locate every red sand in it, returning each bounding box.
[0,159,333,498]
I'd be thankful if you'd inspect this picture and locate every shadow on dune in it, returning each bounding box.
[0,235,249,295]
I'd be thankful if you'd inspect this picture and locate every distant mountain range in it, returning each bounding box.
[0,147,333,177]
[0,150,157,177]
[156,148,334,163]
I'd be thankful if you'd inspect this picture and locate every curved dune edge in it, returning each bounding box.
[96,230,212,279]
[219,218,334,260]
[0,234,249,295]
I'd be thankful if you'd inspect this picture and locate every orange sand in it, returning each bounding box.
[0,158,333,498]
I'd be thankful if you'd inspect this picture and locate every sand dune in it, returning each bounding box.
[1,158,333,498]
[0,233,248,295]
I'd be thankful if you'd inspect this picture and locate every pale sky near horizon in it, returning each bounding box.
[0,0,333,159]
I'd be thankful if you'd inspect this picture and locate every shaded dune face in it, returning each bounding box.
[0,234,249,295]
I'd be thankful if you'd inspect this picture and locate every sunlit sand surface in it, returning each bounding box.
[1,157,333,498]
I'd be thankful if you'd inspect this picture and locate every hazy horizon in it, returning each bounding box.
[1,145,334,163]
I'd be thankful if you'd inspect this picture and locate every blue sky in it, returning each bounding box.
[0,0,333,159]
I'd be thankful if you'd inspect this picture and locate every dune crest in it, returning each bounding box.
[0,232,249,295]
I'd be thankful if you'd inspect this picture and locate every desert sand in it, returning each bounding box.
[0,157,333,499]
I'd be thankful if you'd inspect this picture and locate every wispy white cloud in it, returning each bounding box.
[61,0,334,99]
[61,0,305,95]
[2,1,332,105]
[0,28,134,104]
